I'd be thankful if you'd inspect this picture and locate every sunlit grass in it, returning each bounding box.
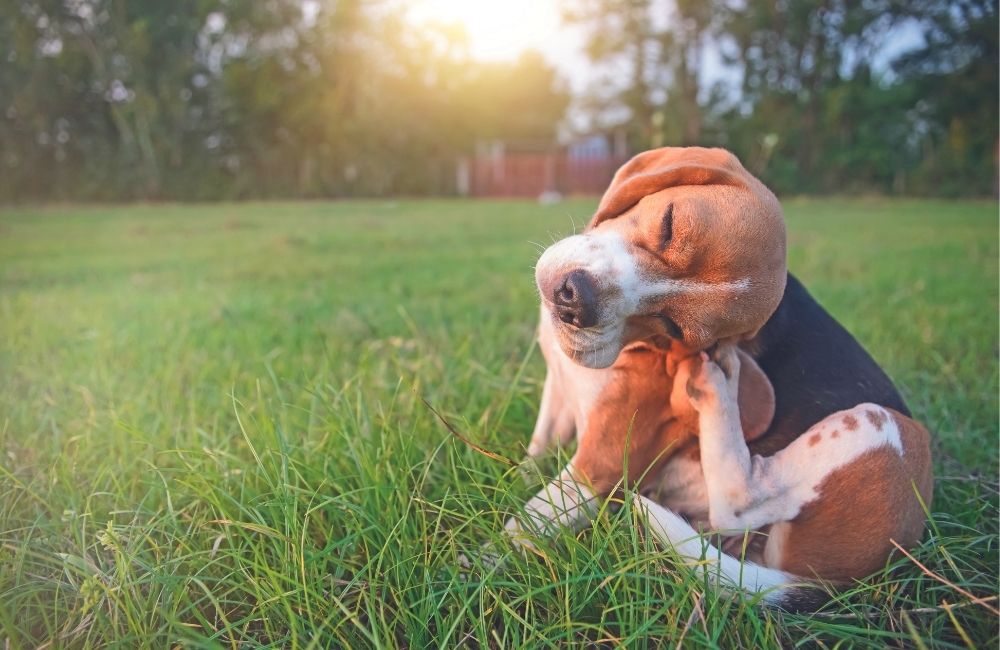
[1,198,997,647]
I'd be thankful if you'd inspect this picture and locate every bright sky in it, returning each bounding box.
[408,0,587,77]
[405,0,926,110]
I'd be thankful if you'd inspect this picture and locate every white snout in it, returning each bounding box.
[535,231,644,368]
[535,231,643,316]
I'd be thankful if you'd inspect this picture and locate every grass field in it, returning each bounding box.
[1,198,997,648]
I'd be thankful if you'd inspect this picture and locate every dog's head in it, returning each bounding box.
[536,147,786,369]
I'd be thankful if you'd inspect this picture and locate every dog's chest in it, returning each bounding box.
[645,451,710,527]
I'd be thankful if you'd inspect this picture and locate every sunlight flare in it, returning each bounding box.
[409,0,563,60]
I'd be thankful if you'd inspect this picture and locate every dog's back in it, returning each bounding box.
[748,273,911,456]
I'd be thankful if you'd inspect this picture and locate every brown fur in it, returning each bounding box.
[570,346,774,494]
[570,348,689,494]
[773,411,933,581]
[542,147,787,491]
[562,148,785,494]
[588,147,787,351]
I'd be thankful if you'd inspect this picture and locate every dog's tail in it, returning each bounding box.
[635,496,827,612]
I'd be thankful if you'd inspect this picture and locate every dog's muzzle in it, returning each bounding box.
[535,233,636,369]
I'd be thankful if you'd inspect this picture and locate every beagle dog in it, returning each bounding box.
[501,147,933,610]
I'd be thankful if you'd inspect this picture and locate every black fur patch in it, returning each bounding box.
[766,585,832,614]
[748,273,910,455]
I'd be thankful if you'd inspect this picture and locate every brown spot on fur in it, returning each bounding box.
[772,411,933,582]
[830,429,839,438]
[842,414,859,431]
[866,409,887,431]
[808,433,822,447]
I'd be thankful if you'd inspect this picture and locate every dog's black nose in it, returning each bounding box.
[553,270,598,328]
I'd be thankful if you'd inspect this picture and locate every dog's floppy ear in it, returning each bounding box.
[589,147,750,228]
[736,349,774,441]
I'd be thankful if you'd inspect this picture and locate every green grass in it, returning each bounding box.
[1,198,997,648]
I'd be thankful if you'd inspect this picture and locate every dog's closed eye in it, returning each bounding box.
[658,313,683,339]
[659,202,674,252]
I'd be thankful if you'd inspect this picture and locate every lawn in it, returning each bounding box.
[1,198,997,648]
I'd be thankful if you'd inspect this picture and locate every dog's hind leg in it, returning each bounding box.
[687,344,929,539]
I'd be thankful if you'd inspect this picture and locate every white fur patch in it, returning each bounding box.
[527,360,575,457]
[643,276,751,302]
[536,231,641,318]
[530,307,614,445]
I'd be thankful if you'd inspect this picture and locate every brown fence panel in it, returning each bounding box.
[558,157,629,196]
[472,154,552,197]
[470,154,628,197]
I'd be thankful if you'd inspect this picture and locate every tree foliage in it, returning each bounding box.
[1,0,568,200]
[567,0,998,196]
[1,0,995,200]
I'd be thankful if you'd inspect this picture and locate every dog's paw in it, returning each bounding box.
[685,354,725,410]
[686,345,740,410]
[711,343,741,384]
[516,455,545,487]
[457,546,505,576]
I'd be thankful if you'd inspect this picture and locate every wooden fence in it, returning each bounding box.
[466,153,628,197]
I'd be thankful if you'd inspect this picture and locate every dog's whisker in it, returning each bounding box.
[568,213,579,235]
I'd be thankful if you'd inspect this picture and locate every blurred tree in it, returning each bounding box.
[460,51,570,144]
[705,0,912,191]
[0,0,995,199]
[561,0,997,196]
[561,0,719,150]
[0,0,569,200]
[1,0,220,199]
[891,0,998,195]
